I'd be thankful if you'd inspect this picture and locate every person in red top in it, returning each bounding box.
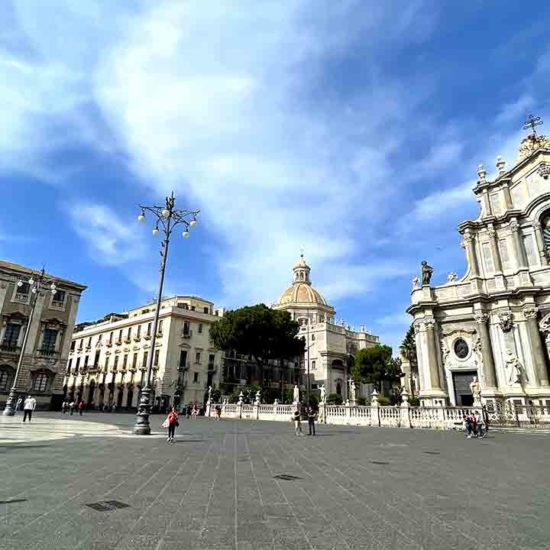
[78,400,84,416]
[166,407,179,443]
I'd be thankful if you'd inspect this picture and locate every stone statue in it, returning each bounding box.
[254,389,261,405]
[412,276,420,290]
[319,384,327,404]
[505,350,525,385]
[447,272,457,283]
[293,384,300,403]
[469,376,481,406]
[421,261,433,286]
[498,311,514,333]
[348,378,357,404]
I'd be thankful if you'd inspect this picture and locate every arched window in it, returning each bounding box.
[33,373,48,392]
[0,370,10,391]
[541,212,550,260]
[336,382,342,395]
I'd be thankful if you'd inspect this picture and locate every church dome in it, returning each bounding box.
[276,254,328,306]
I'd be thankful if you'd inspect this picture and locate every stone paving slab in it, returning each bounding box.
[0,413,549,549]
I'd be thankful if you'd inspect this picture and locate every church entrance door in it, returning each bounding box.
[452,370,476,406]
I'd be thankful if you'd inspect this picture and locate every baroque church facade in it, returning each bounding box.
[274,255,379,399]
[408,128,550,409]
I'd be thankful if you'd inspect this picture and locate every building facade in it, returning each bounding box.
[0,261,86,409]
[408,132,550,409]
[273,255,379,399]
[65,296,223,410]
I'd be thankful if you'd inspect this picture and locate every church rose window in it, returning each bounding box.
[453,338,469,359]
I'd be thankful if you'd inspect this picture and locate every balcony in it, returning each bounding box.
[106,341,113,348]
[144,334,151,340]
[207,365,217,375]
[37,348,58,357]
[13,293,30,304]
[182,330,192,339]
[1,342,20,353]
[178,362,190,372]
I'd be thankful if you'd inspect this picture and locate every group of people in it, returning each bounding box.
[292,406,317,436]
[463,410,487,438]
[61,400,84,415]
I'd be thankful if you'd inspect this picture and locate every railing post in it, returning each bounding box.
[400,387,411,428]
[371,389,380,427]
[253,394,260,420]
[273,398,278,419]
[345,400,351,425]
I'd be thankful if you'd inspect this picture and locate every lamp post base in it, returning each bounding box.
[133,387,152,435]
[2,389,17,416]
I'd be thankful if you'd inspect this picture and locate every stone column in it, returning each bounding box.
[425,321,442,390]
[474,312,498,389]
[461,232,480,277]
[487,225,503,273]
[510,219,528,269]
[524,307,549,387]
[533,222,547,263]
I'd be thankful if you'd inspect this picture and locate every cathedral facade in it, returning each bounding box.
[274,255,379,399]
[408,130,550,409]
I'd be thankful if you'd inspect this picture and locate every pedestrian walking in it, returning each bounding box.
[164,407,179,442]
[215,405,222,420]
[78,400,84,416]
[293,408,303,436]
[69,400,75,415]
[22,395,36,423]
[463,412,473,438]
[15,397,23,412]
[482,405,490,435]
[192,405,198,419]
[61,401,67,414]
[307,406,317,436]
[471,412,479,437]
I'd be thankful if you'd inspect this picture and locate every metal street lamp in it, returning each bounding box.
[3,268,58,416]
[133,192,199,435]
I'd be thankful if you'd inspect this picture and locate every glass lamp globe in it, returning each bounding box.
[162,208,170,218]
[31,288,37,294]
[28,278,34,285]
[152,228,160,236]
[138,213,145,223]
[189,219,198,229]
[17,280,23,287]
[182,230,190,239]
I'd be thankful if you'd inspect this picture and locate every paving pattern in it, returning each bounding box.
[0,413,549,550]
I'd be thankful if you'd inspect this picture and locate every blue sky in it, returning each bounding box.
[1,0,550,351]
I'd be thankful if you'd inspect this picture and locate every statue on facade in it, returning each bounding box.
[293,384,300,404]
[505,350,525,385]
[421,261,433,286]
[498,311,514,333]
[319,384,327,404]
[412,276,420,290]
[469,376,481,406]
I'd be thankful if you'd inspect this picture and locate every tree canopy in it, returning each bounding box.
[351,344,402,392]
[210,304,305,381]
[399,324,417,368]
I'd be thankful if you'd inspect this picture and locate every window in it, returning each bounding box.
[87,336,92,348]
[523,234,538,266]
[3,323,21,348]
[105,356,110,371]
[179,302,189,310]
[42,329,58,352]
[108,332,113,344]
[114,356,119,371]
[97,333,102,344]
[195,352,201,364]
[127,327,132,339]
[208,354,215,370]
[498,238,511,271]
[70,340,75,351]
[311,360,316,370]
[481,242,494,275]
[67,359,72,374]
[183,321,191,336]
[132,354,137,370]
[118,330,122,341]
[193,372,199,383]
[123,354,128,370]
[84,355,89,368]
[52,289,66,306]
[154,349,160,366]
[203,307,209,314]
[142,351,148,368]
[137,325,141,338]
[311,334,315,341]
[0,370,10,391]
[75,357,81,373]
[179,350,188,368]
[147,323,152,336]
[94,350,100,367]
[78,339,83,350]
[16,282,30,296]
[158,320,163,335]
[33,373,48,392]
[198,323,203,334]
[191,306,196,311]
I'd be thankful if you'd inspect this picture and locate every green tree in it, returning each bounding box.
[326,393,343,405]
[399,324,417,368]
[210,304,305,383]
[352,344,402,393]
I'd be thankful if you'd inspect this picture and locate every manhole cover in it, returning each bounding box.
[369,461,389,465]
[273,474,302,481]
[424,451,440,455]
[85,500,130,512]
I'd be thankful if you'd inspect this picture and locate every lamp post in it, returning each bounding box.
[3,268,58,416]
[133,192,199,435]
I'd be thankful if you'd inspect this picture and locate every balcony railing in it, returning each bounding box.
[124,337,132,344]
[13,293,30,304]
[178,362,190,371]
[1,342,20,353]
[182,330,192,339]
[38,348,57,357]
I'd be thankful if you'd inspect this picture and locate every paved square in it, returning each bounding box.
[1,413,549,549]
